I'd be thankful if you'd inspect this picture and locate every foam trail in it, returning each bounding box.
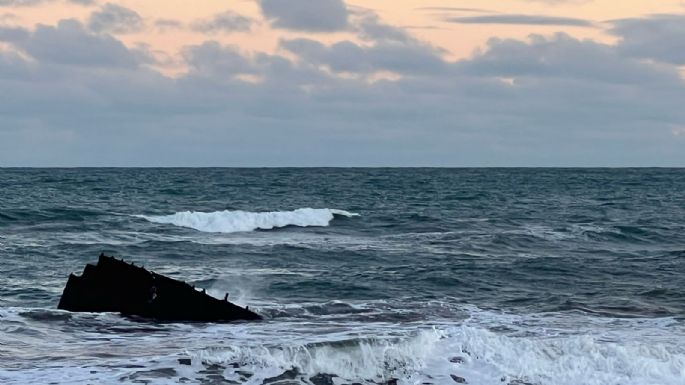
[137,208,359,233]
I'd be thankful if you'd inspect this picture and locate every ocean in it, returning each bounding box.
[0,168,683,384]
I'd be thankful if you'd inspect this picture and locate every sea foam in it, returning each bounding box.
[2,306,684,385]
[137,208,359,233]
[187,323,685,385]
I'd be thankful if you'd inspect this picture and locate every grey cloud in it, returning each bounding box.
[281,37,447,75]
[0,0,96,5]
[181,40,326,91]
[259,0,348,32]
[0,46,32,81]
[191,11,252,34]
[0,0,44,5]
[281,10,444,74]
[154,18,183,31]
[88,3,143,34]
[12,19,140,67]
[355,13,412,42]
[458,33,678,85]
[182,41,255,77]
[1,18,684,166]
[0,25,28,41]
[128,42,166,66]
[610,14,685,65]
[446,14,593,26]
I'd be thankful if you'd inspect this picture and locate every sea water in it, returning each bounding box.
[0,168,683,384]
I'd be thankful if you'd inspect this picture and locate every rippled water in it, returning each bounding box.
[1,168,684,384]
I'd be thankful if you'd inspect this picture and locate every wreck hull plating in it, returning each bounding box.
[58,254,262,322]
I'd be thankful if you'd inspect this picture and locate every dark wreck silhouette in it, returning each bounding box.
[58,254,262,322]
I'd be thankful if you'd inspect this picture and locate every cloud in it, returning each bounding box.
[258,0,348,32]
[672,126,685,136]
[191,10,252,34]
[354,12,413,42]
[4,19,140,67]
[182,41,255,77]
[610,14,685,65]
[0,0,44,5]
[0,12,17,22]
[281,37,446,76]
[0,25,28,41]
[278,11,444,75]
[87,3,143,34]
[445,14,593,26]
[459,33,679,85]
[1,15,684,166]
[154,18,183,32]
[0,0,96,6]
[415,7,490,13]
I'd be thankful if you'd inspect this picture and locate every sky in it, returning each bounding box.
[0,0,684,166]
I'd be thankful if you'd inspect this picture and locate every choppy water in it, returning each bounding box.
[1,168,684,384]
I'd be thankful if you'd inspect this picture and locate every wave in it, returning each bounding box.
[5,326,683,384]
[136,208,359,233]
[185,324,685,385]
[2,305,684,385]
[182,305,685,385]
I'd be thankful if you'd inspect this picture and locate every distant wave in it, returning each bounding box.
[136,208,359,233]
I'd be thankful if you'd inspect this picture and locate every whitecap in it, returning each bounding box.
[135,208,359,233]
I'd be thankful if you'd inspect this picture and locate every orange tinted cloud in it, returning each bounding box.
[1,0,683,66]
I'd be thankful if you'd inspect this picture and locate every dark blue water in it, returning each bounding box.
[1,168,684,384]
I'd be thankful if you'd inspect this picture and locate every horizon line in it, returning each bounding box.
[1,166,683,169]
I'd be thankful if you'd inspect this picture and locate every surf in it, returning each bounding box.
[136,208,359,233]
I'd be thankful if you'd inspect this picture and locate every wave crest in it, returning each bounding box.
[186,323,685,385]
[136,208,359,233]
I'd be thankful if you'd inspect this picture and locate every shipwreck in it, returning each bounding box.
[58,254,262,322]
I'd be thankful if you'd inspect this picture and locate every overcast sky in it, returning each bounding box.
[0,0,684,166]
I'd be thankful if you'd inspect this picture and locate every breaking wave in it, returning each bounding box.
[185,324,685,385]
[136,208,359,233]
[1,306,683,385]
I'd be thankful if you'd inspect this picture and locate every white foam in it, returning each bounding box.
[2,305,685,385]
[182,304,685,384]
[186,322,685,385]
[189,327,446,384]
[136,208,359,233]
[449,325,685,385]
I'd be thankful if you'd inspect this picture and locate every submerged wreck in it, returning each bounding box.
[58,254,262,322]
